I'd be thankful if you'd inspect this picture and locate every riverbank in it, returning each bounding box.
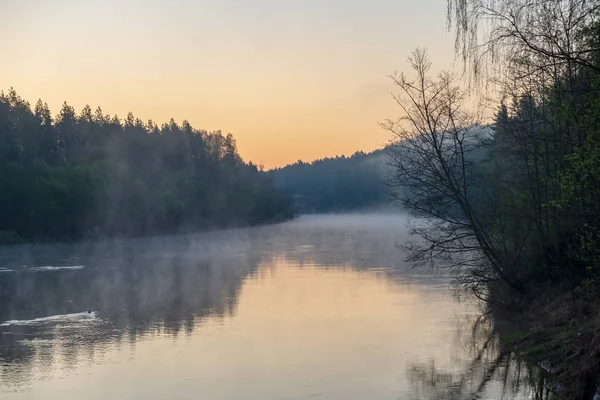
[495,285,600,399]
[0,214,294,247]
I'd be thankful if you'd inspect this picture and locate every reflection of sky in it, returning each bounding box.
[0,215,535,400]
[1,0,456,167]
[0,215,536,400]
[1,262,470,400]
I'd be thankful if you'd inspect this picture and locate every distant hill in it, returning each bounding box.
[268,149,392,214]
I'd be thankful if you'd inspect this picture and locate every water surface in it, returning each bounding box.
[0,214,536,399]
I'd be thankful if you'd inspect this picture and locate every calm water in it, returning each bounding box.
[0,214,538,399]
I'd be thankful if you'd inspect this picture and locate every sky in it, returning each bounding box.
[1,0,457,168]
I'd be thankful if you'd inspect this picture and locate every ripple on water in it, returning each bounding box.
[0,312,98,327]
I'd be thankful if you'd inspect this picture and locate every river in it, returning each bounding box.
[0,214,540,399]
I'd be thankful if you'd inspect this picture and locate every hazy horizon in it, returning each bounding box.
[1,0,456,168]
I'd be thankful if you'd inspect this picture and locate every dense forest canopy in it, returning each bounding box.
[0,89,292,242]
[269,149,391,213]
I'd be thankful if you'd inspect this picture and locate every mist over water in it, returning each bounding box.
[0,214,536,399]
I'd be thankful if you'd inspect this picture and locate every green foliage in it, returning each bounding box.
[0,90,292,241]
[487,69,600,289]
[500,330,525,344]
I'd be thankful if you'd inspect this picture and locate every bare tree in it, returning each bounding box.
[382,49,529,296]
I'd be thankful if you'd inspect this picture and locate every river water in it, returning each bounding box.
[0,214,539,399]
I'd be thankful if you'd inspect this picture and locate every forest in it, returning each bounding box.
[382,0,600,397]
[0,89,292,242]
[269,150,390,213]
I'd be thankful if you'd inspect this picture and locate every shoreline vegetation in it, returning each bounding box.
[0,90,293,244]
[385,1,600,398]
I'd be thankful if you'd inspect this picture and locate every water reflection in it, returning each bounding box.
[0,232,265,390]
[0,215,545,399]
[408,313,551,400]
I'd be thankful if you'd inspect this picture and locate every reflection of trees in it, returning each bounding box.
[0,234,265,387]
[0,215,451,391]
[407,314,550,400]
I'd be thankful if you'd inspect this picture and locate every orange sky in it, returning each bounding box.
[1,0,457,168]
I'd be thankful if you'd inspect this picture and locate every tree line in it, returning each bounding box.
[269,150,390,213]
[387,0,600,300]
[0,89,292,242]
[384,1,600,397]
